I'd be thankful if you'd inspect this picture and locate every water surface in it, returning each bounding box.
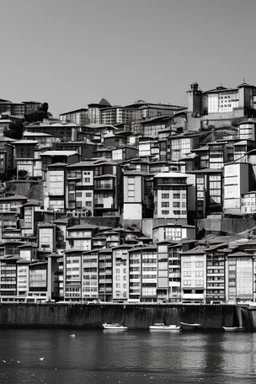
[0,329,256,383]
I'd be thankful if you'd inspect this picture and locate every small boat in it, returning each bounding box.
[180,322,201,331]
[149,323,180,331]
[102,323,128,330]
[223,326,244,332]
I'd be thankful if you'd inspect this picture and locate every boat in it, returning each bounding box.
[180,322,201,331]
[223,326,245,332]
[149,323,180,331]
[102,323,128,330]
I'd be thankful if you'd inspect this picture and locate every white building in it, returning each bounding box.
[153,172,188,220]
[223,162,252,215]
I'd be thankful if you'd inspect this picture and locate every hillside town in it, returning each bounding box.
[1,81,256,305]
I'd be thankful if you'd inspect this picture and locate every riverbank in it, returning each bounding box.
[0,303,254,330]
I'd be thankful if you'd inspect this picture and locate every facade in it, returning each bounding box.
[59,108,89,126]
[180,248,206,303]
[223,162,252,215]
[153,172,188,220]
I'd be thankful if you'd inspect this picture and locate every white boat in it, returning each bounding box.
[180,322,201,331]
[149,323,180,331]
[102,323,128,330]
[223,326,244,332]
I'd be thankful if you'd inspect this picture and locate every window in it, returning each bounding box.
[173,194,180,199]
[173,202,180,208]
[161,193,169,199]
[195,262,204,268]
[161,202,169,207]
[183,262,191,268]
[161,210,169,215]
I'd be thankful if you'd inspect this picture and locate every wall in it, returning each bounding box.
[0,303,239,330]
[198,216,256,235]
[6,180,44,202]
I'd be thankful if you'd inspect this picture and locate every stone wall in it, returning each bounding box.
[6,180,44,203]
[198,216,256,235]
[0,303,240,330]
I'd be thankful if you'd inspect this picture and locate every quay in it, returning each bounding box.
[0,303,256,330]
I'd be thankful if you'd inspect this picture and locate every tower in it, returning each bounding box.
[187,82,202,116]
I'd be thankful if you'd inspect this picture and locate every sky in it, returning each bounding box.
[0,0,255,117]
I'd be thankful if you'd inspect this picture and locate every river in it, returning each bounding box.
[0,329,256,383]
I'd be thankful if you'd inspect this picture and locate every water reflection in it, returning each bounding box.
[0,330,256,383]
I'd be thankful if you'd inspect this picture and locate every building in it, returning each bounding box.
[153,172,188,221]
[112,245,132,302]
[225,251,254,303]
[187,81,256,121]
[180,247,206,303]
[59,108,89,126]
[153,224,196,243]
[88,99,112,124]
[44,163,67,213]
[66,224,98,251]
[241,191,256,214]
[223,162,253,215]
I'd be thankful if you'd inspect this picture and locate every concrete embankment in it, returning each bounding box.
[0,303,253,330]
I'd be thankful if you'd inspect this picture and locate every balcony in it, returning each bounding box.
[94,183,113,190]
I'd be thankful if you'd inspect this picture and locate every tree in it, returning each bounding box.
[18,169,28,180]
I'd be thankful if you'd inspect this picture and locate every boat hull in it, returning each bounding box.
[102,323,128,331]
[223,326,244,332]
[149,325,180,331]
[180,322,201,331]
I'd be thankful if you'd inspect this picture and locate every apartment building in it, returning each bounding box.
[180,247,206,303]
[223,162,253,215]
[66,223,98,251]
[21,202,43,237]
[28,261,48,302]
[0,255,19,301]
[153,224,196,243]
[98,248,112,302]
[13,140,38,179]
[169,134,199,162]
[88,99,112,124]
[64,249,82,302]
[112,146,138,162]
[44,163,67,212]
[205,244,227,303]
[123,171,144,221]
[208,141,233,169]
[100,106,124,125]
[26,119,79,142]
[128,246,158,302]
[153,172,188,220]
[59,108,89,126]
[112,245,131,302]
[193,168,223,218]
[241,191,256,214]
[0,139,14,178]
[38,223,56,254]
[225,251,254,303]
[0,195,27,213]
[82,249,99,302]
[238,119,256,141]
[66,160,95,217]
